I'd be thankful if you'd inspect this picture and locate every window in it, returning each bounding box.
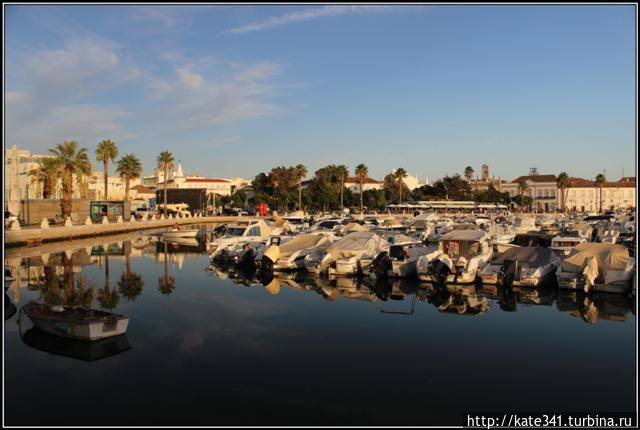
[247,226,260,236]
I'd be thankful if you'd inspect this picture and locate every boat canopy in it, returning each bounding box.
[340,222,368,235]
[270,218,292,229]
[493,247,555,267]
[561,243,631,273]
[276,234,329,259]
[326,231,389,259]
[439,230,488,242]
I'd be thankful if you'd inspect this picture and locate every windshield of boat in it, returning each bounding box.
[226,227,246,237]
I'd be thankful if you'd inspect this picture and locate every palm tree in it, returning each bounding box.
[355,164,368,214]
[395,168,408,204]
[49,141,92,218]
[464,166,474,182]
[95,140,119,200]
[295,164,307,211]
[116,154,143,201]
[556,172,571,212]
[118,251,144,302]
[336,165,349,211]
[97,254,120,310]
[157,151,175,217]
[28,159,49,199]
[595,173,606,213]
[158,242,176,295]
[517,181,529,213]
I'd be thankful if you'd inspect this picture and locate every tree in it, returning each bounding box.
[355,164,368,214]
[118,250,144,302]
[517,181,529,213]
[157,151,175,217]
[49,141,92,218]
[556,172,571,212]
[29,157,60,199]
[294,164,307,211]
[116,154,143,201]
[336,165,349,211]
[395,168,408,204]
[595,173,606,213]
[464,166,474,182]
[95,140,119,200]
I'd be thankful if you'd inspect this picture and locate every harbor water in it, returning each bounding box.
[3,227,636,426]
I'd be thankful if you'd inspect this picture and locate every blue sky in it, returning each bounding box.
[5,5,636,182]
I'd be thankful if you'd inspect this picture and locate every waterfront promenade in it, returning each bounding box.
[4,215,261,248]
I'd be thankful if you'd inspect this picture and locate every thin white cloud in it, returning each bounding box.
[225,5,395,35]
[147,61,283,131]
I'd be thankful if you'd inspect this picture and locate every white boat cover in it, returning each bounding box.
[561,243,631,273]
[451,223,480,231]
[340,222,368,235]
[326,231,389,259]
[493,247,555,267]
[270,218,292,230]
[440,230,489,242]
[277,234,329,259]
[573,223,593,235]
[381,217,403,227]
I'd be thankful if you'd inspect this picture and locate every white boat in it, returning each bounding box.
[369,243,434,279]
[207,220,275,260]
[161,228,199,238]
[21,301,129,341]
[259,233,335,271]
[556,243,635,293]
[550,233,587,257]
[480,246,561,287]
[307,231,389,276]
[416,229,493,284]
[513,216,539,234]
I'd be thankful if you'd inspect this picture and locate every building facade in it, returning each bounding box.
[502,174,558,212]
[563,177,635,212]
[344,176,384,193]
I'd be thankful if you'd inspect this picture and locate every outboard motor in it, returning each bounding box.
[214,223,228,237]
[389,245,406,261]
[371,251,392,278]
[428,259,452,285]
[498,259,518,288]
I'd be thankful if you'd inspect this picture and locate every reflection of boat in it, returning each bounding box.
[161,236,200,247]
[5,293,17,320]
[161,228,199,238]
[480,247,560,287]
[22,327,132,361]
[21,301,129,341]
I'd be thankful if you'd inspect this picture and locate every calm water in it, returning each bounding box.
[4,227,637,426]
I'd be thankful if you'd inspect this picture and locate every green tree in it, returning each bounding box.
[95,140,119,200]
[556,172,571,212]
[464,166,474,182]
[336,165,349,211]
[517,181,529,213]
[116,154,143,201]
[355,164,368,214]
[395,168,408,204]
[157,151,175,217]
[28,157,61,199]
[295,164,308,211]
[49,140,92,218]
[595,173,606,213]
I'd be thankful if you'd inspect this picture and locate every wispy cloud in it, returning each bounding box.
[147,61,284,131]
[224,5,396,35]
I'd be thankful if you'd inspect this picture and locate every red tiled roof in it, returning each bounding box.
[185,178,231,183]
[345,176,382,184]
[511,175,557,183]
[568,177,594,188]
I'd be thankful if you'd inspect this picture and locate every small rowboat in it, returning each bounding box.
[21,301,129,341]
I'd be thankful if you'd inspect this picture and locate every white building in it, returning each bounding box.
[157,162,234,198]
[389,169,428,191]
[344,176,383,193]
[563,177,635,212]
[87,171,141,200]
[502,174,558,212]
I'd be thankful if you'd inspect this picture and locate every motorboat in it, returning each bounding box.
[160,236,201,248]
[259,233,335,272]
[269,218,293,235]
[480,246,561,287]
[207,220,275,260]
[513,216,539,234]
[307,231,389,276]
[369,243,434,279]
[556,243,635,293]
[416,229,493,284]
[487,224,517,248]
[495,232,555,254]
[550,232,587,257]
[339,222,369,236]
[21,301,129,341]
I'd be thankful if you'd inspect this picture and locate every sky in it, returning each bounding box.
[4,4,637,182]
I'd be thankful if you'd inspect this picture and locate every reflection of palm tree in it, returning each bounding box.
[158,242,176,295]
[40,254,94,307]
[98,254,120,310]
[117,252,144,302]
